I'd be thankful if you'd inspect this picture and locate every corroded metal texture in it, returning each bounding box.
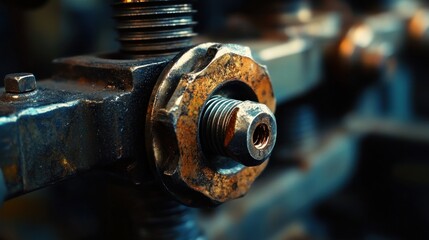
[0,55,169,199]
[146,43,276,207]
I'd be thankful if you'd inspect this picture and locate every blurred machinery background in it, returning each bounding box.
[1,0,429,239]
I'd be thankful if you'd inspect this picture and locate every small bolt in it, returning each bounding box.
[201,95,277,166]
[4,73,37,94]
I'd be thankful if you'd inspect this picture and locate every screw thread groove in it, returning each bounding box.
[201,96,242,156]
[113,0,196,57]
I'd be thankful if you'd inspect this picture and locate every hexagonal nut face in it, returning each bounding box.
[147,43,276,206]
[4,73,37,93]
[225,101,277,166]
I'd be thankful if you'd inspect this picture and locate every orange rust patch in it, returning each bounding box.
[224,108,239,146]
[147,44,277,205]
[174,53,275,202]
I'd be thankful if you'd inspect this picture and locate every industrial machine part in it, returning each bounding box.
[147,43,276,206]
[4,73,37,94]
[195,0,429,239]
[0,0,276,203]
[112,0,197,57]
[0,0,277,238]
[2,0,429,239]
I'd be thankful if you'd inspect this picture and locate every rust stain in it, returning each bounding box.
[224,108,239,146]
[174,53,276,202]
[148,45,277,205]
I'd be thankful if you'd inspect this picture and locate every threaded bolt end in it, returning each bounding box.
[112,0,197,57]
[201,96,277,166]
[202,96,242,156]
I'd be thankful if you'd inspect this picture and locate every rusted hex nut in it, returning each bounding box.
[4,73,37,93]
[146,43,276,207]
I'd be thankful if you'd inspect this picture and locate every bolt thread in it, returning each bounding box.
[201,96,242,156]
[136,182,204,240]
[112,0,197,57]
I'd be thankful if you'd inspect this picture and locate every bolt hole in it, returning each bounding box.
[253,124,270,150]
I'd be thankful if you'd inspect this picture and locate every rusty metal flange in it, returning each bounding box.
[146,43,276,207]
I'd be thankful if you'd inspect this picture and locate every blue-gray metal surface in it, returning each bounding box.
[0,55,169,199]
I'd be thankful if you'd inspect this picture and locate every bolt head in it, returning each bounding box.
[225,101,277,166]
[4,73,37,94]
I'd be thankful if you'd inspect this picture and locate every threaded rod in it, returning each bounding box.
[201,95,277,166]
[201,96,242,156]
[113,0,196,57]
